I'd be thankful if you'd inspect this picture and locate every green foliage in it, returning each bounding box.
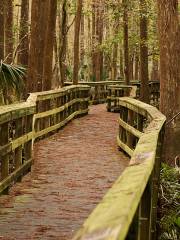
[0,61,26,97]
[158,163,180,240]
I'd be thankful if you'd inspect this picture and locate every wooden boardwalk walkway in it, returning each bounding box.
[0,104,128,240]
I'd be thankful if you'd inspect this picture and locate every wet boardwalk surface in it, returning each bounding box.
[0,104,128,240]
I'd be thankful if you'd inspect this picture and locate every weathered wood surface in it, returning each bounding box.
[0,85,90,194]
[73,97,165,240]
[65,80,160,106]
[107,85,137,112]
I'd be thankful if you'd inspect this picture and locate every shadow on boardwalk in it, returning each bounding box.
[0,104,128,240]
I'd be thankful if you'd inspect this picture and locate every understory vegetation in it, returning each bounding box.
[158,163,180,240]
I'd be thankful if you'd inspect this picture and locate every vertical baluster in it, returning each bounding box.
[14,117,23,182]
[122,107,128,143]
[149,129,164,239]
[35,101,40,136]
[24,114,33,165]
[137,114,144,132]
[107,87,111,112]
[127,109,134,149]
[137,180,152,240]
[0,122,9,194]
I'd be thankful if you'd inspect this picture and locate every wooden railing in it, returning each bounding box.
[0,85,90,194]
[65,80,160,107]
[73,97,166,240]
[65,81,124,104]
[107,85,137,112]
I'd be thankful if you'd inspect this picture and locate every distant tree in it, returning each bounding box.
[59,0,68,87]
[73,0,83,85]
[42,0,57,91]
[5,0,13,64]
[139,0,149,103]
[17,0,29,66]
[123,0,129,85]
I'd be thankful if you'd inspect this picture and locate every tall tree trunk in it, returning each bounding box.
[28,0,52,93]
[59,0,68,87]
[80,11,85,66]
[27,0,41,93]
[123,0,129,85]
[129,54,134,81]
[139,0,149,103]
[111,17,119,80]
[5,0,13,64]
[17,0,29,66]
[157,0,180,164]
[42,0,57,91]
[119,46,124,78]
[92,0,96,81]
[73,0,83,85]
[95,0,104,82]
[134,50,139,80]
[0,1,4,61]
[151,54,159,81]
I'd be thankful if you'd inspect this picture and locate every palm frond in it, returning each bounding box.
[0,61,26,96]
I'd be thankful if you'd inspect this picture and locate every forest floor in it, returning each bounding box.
[0,104,128,240]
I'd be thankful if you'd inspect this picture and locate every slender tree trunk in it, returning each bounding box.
[92,0,96,80]
[73,0,83,85]
[59,0,68,87]
[27,0,47,93]
[129,54,134,81]
[119,46,124,78]
[151,54,159,81]
[17,0,29,66]
[123,0,129,84]
[5,0,13,64]
[27,0,40,93]
[157,0,180,164]
[42,0,57,91]
[0,1,4,60]
[139,0,149,103]
[80,11,85,66]
[94,0,104,82]
[134,50,139,80]
[111,17,119,80]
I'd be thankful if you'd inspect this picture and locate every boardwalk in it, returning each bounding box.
[0,105,128,240]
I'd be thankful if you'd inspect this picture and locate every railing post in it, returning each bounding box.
[15,117,23,182]
[0,122,9,194]
[24,114,33,168]
[149,129,164,239]
[127,109,134,149]
[138,179,152,240]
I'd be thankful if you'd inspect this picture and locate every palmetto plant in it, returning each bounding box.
[0,61,26,105]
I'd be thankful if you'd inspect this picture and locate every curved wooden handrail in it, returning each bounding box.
[0,85,90,194]
[73,97,166,240]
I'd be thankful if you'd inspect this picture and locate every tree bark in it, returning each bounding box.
[80,10,85,66]
[92,0,96,80]
[157,0,180,164]
[5,0,13,64]
[111,17,119,80]
[119,46,124,78]
[59,0,68,87]
[73,0,83,85]
[0,1,4,61]
[42,0,57,91]
[28,0,46,92]
[17,0,29,66]
[139,0,149,103]
[123,0,129,85]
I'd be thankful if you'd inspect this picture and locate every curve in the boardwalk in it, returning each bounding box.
[0,104,128,240]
